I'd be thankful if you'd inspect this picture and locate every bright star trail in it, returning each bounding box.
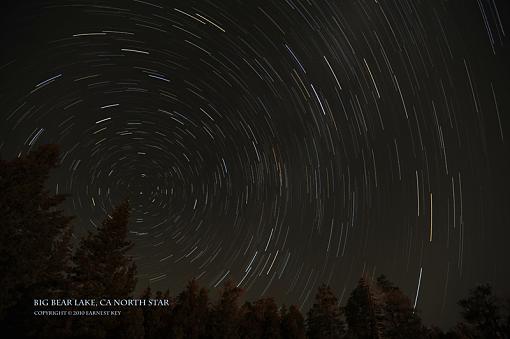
[1,0,509,328]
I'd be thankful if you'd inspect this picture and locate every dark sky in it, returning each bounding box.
[1,0,509,328]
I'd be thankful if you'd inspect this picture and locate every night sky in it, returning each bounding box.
[1,0,509,328]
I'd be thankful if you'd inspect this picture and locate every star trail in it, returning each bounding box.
[1,0,509,327]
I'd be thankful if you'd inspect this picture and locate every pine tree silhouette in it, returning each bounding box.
[169,279,209,338]
[306,284,346,339]
[458,283,507,338]
[281,304,306,339]
[345,277,383,339]
[239,298,282,339]
[69,200,139,338]
[0,145,73,336]
[71,200,136,299]
[375,275,425,338]
[207,281,243,339]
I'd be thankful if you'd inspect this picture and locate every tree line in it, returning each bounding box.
[1,145,509,338]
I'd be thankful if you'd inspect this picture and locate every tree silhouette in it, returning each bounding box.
[0,145,73,336]
[306,284,346,339]
[169,279,209,338]
[457,283,507,338]
[71,200,136,298]
[239,298,281,339]
[141,287,172,339]
[375,275,425,338]
[70,200,139,337]
[345,277,383,339]
[207,281,243,339]
[280,305,306,339]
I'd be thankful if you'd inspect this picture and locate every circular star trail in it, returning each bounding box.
[1,0,509,327]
